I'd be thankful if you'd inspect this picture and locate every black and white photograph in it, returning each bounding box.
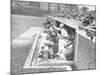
[11,0,96,74]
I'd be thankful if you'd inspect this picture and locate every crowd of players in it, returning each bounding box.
[37,16,75,61]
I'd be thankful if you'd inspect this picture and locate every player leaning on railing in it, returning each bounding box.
[52,22,74,60]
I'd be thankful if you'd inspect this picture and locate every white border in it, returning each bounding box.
[0,0,99,75]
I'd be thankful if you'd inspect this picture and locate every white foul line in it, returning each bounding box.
[23,28,42,68]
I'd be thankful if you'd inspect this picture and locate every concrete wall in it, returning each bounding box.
[49,3,58,11]
[40,3,49,10]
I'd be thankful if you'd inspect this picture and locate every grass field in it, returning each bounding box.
[11,15,46,40]
[11,15,46,75]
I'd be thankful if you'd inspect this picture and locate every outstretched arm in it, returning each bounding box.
[52,25,61,31]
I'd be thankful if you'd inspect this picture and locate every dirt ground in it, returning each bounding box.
[11,15,46,75]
